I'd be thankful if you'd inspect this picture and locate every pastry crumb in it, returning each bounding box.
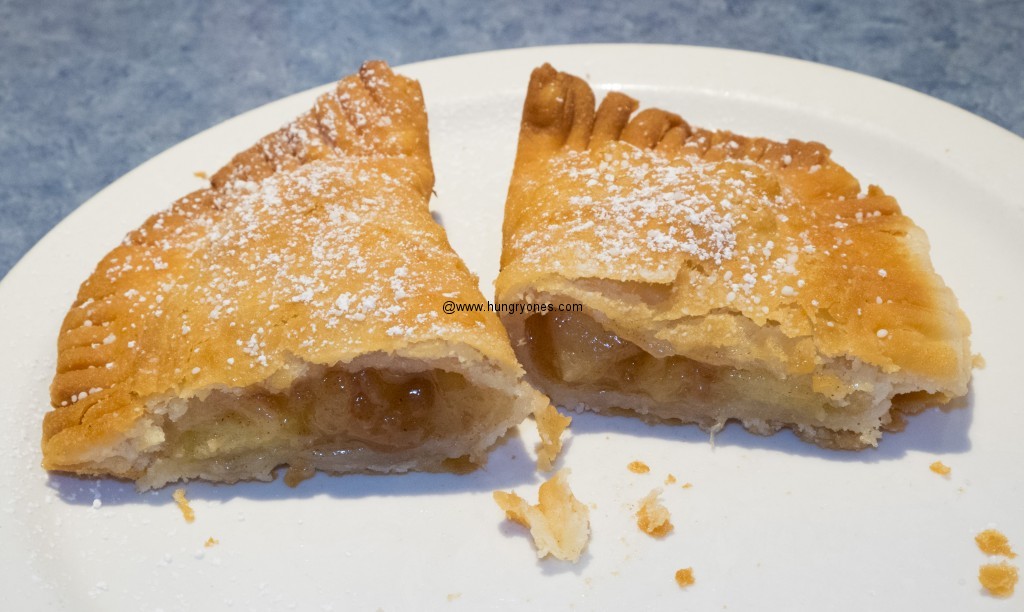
[675,567,695,589]
[929,461,951,476]
[636,489,673,537]
[681,482,693,489]
[979,562,1018,597]
[972,354,986,369]
[976,529,1017,558]
[665,474,677,485]
[628,461,650,474]
[446,593,461,602]
[535,404,571,472]
[173,488,195,523]
[284,461,316,487]
[193,170,208,180]
[493,468,590,562]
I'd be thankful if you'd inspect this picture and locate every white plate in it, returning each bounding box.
[3,44,1022,611]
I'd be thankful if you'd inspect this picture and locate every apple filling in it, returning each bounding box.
[146,363,506,486]
[521,312,891,437]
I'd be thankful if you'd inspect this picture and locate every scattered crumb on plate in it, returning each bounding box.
[973,354,986,369]
[665,474,677,485]
[976,529,1017,558]
[681,482,693,489]
[172,488,195,523]
[204,537,219,548]
[675,567,695,589]
[929,461,951,476]
[446,593,461,602]
[979,562,1018,597]
[493,469,590,562]
[636,489,673,537]
[628,461,650,474]
[193,170,209,180]
[535,403,572,472]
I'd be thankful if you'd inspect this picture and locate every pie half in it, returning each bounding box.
[496,64,972,449]
[43,61,545,489]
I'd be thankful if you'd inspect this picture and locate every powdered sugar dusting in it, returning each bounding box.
[70,153,471,391]
[55,64,491,408]
[513,148,751,276]
[506,136,900,326]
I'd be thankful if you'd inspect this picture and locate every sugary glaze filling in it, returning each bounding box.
[155,364,500,475]
[522,311,894,434]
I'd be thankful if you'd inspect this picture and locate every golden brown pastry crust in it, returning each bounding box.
[43,61,543,486]
[496,64,972,448]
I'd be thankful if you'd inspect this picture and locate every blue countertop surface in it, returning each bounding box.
[1,0,1021,279]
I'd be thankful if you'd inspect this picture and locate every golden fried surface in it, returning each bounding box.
[497,64,972,448]
[43,62,540,483]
